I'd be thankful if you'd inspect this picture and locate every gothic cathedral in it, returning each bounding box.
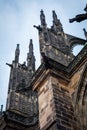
[0,10,87,130]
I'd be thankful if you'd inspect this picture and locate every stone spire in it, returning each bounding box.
[27,39,35,72]
[53,10,59,25]
[15,44,20,64]
[29,39,33,55]
[52,10,63,33]
[40,9,47,27]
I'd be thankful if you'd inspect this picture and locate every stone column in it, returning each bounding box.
[33,69,80,130]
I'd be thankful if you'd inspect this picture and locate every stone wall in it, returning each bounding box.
[36,72,80,130]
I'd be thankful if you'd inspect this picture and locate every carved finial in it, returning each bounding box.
[52,10,62,26]
[40,9,46,26]
[83,28,87,40]
[29,39,33,54]
[52,10,58,25]
[52,10,63,32]
[27,39,35,72]
[15,44,20,63]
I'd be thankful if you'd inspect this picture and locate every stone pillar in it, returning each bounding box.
[37,77,55,130]
[33,69,80,130]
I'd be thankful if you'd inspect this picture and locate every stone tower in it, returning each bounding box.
[0,40,38,130]
[0,10,87,130]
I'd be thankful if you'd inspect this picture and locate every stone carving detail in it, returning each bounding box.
[69,4,87,23]
[40,10,46,26]
[0,10,87,130]
[34,10,86,66]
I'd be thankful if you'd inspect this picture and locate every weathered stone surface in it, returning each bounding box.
[0,10,87,130]
[38,78,55,129]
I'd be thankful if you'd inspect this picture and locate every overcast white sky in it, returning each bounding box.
[0,0,87,110]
